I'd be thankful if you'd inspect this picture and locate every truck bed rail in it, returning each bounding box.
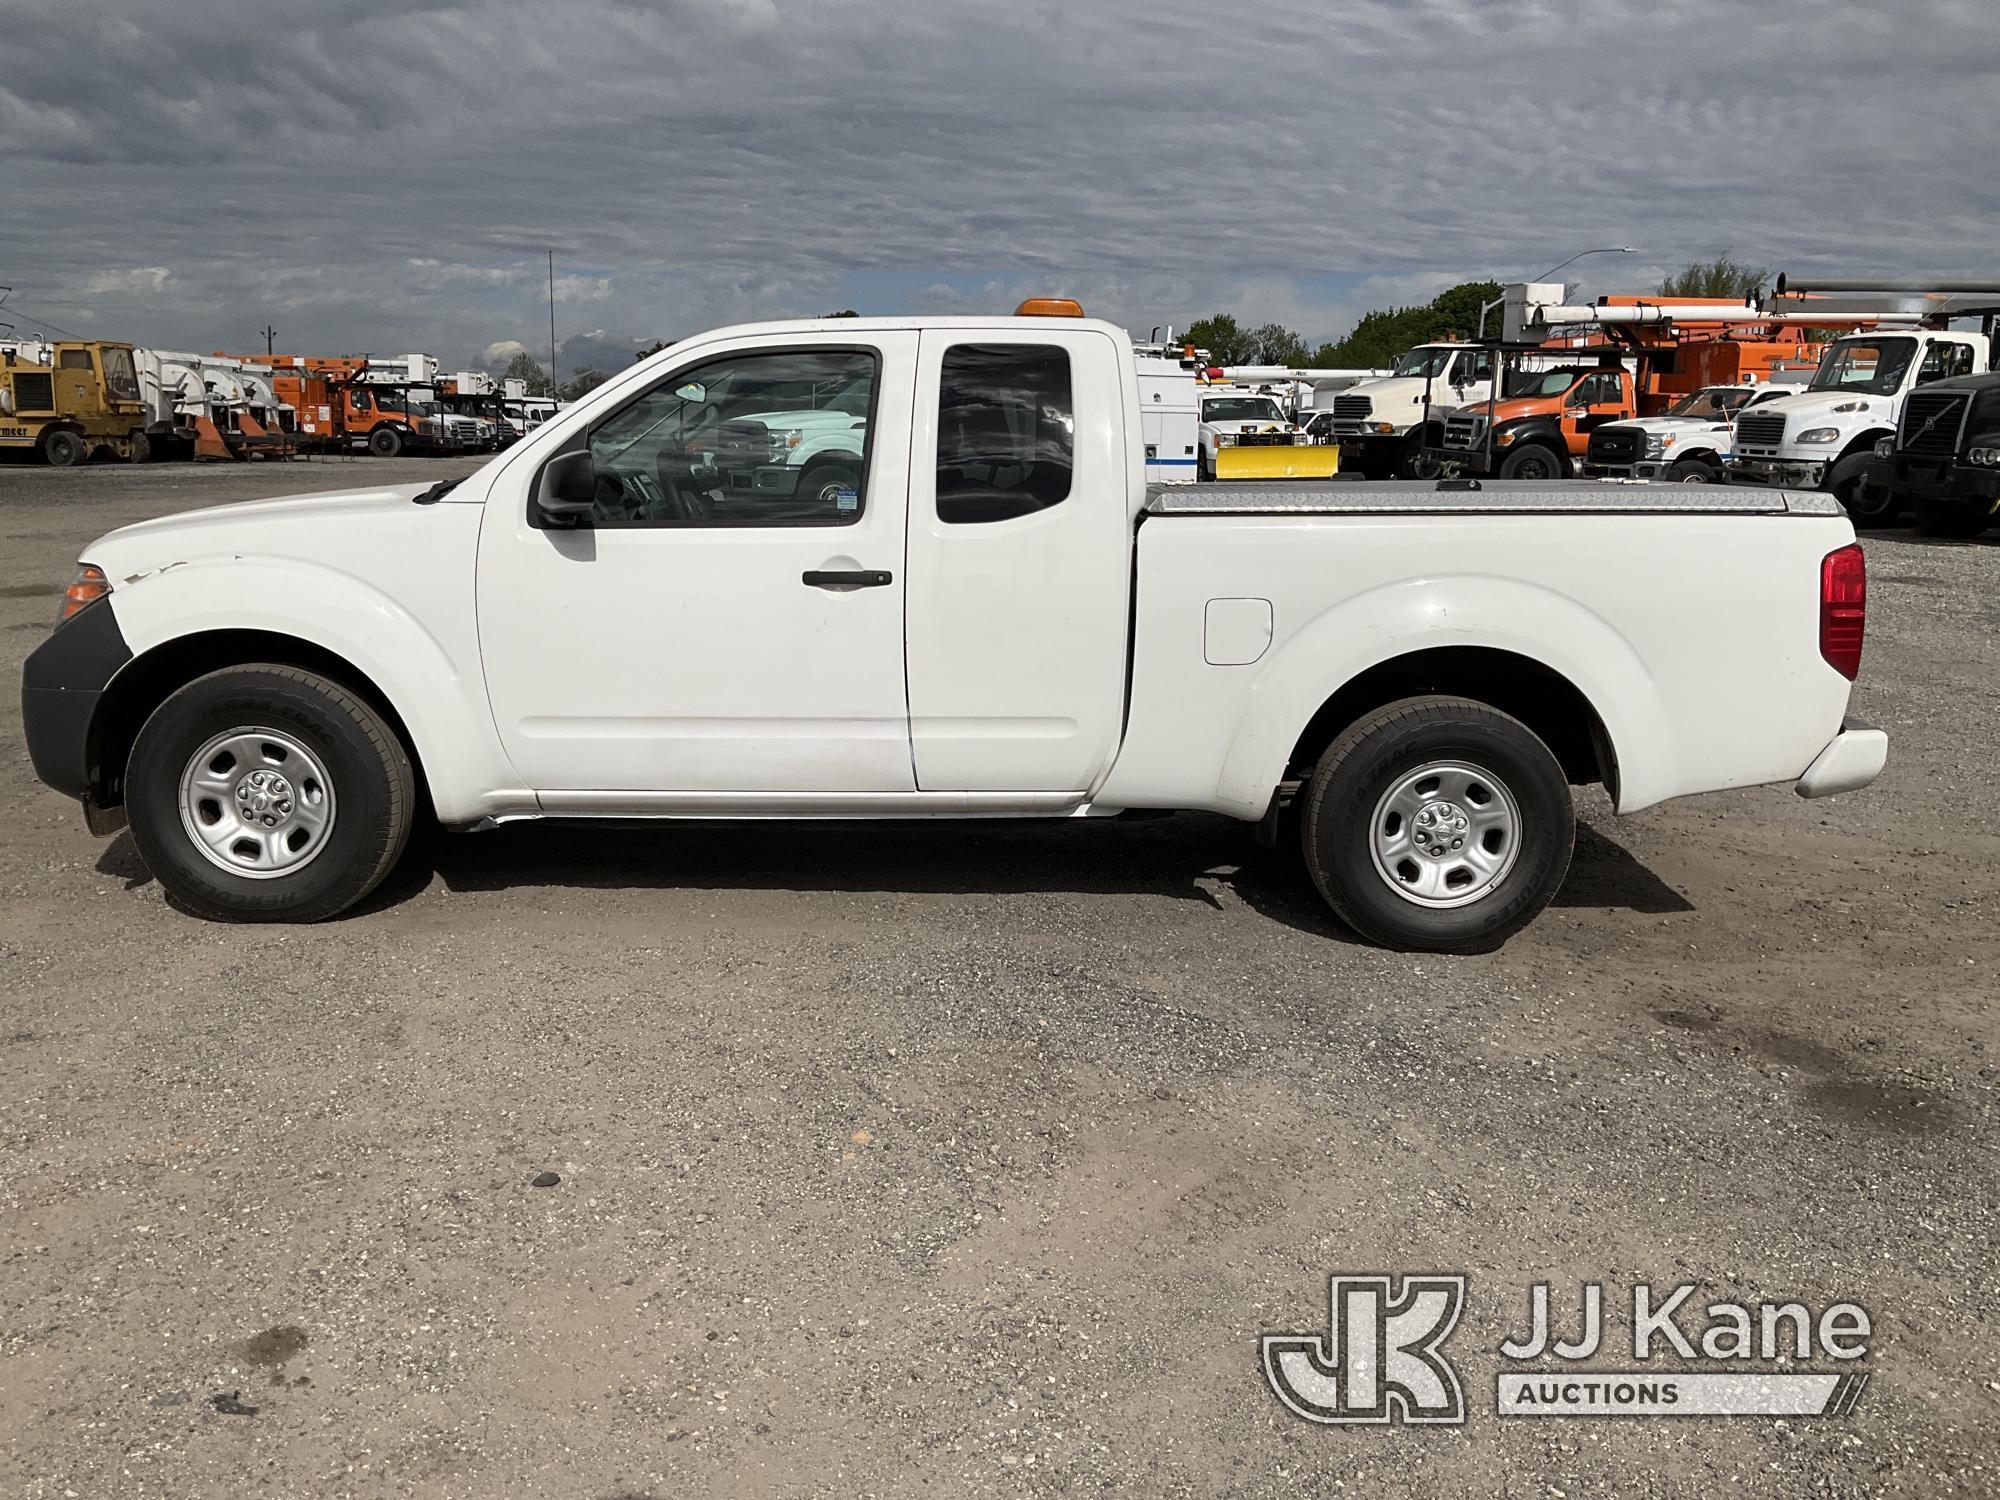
[1144,480,1842,517]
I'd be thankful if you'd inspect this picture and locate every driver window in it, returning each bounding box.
[582,348,876,528]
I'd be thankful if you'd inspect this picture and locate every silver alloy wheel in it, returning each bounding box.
[1367,759,1522,908]
[177,727,336,879]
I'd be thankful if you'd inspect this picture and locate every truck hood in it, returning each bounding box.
[84,482,446,580]
[1610,415,1731,437]
[1333,376,1466,406]
[1458,396,1555,426]
[1742,390,1888,424]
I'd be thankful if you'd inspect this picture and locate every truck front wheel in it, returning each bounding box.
[1829,453,1897,524]
[125,666,417,922]
[42,429,88,467]
[1300,696,1575,953]
[369,425,404,458]
[1497,444,1566,481]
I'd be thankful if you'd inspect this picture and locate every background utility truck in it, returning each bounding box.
[0,339,148,465]
[1582,384,1793,483]
[23,299,1884,954]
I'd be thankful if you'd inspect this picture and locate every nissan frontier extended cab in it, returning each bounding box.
[21,302,1886,952]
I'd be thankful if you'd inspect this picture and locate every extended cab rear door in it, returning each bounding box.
[903,327,1133,792]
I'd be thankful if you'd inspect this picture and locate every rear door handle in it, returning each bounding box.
[802,569,893,588]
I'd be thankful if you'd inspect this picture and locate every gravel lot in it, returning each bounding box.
[1,458,1995,1498]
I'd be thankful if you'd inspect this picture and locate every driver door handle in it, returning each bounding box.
[802,569,893,589]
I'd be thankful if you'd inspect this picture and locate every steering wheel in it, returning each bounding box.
[656,455,714,523]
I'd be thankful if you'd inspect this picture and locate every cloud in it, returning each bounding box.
[80,267,172,295]
[480,339,529,366]
[2,0,1995,369]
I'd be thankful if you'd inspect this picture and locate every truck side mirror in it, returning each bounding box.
[535,450,597,526]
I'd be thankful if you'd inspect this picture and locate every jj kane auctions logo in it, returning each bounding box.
[1262,1275,1872,1424]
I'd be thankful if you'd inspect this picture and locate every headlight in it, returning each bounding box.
[1831,401,1870,414]
[1972,447,2000,467]
[1795,427,1840,444]
[1215,433,1235,446]
[772,428,804,452]
[1371,421,1395,434]
[1874,437,1895,458]
[1643,435,1671,458]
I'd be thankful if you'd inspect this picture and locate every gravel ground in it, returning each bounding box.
[1,458,1995,1499]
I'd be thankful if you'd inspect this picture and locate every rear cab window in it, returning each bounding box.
[936,345,1073,524]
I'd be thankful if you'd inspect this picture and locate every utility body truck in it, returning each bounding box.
[1582,384,1790,483]
[22,299,1884,953]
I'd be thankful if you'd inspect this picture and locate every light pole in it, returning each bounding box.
[1477,247,1636,339]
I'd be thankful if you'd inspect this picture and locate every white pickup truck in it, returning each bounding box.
[21,306,1886,952]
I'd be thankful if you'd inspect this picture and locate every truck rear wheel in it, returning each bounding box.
[42,429,88,467]
[125,665,416,922]
[369,425,404,458]
[127,432,152,464]
[1913,493,1991,539]
[1497,444,1566,481]
[1300,696,1575,953]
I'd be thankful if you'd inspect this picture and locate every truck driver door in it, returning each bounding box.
[475,332,919,795]
[1562,371,1626,449]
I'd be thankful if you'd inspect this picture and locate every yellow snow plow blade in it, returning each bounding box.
[1215,444,1339,480]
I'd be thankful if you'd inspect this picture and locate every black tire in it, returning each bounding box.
[1668,455,1721,483]
[1497,443,1567,481]
[43,429,88,467]
[369,425,404,458]
[126,665,416,922]
[127,432,152,464]
[1300,696,1575,953]
[1913,492,1991,539]
[1401,440,1444,481]
[794,460,860,512]
[1829,452,1897,524]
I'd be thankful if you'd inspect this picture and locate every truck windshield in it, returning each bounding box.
[1810,337,1915,396]
[1508,369,1588,399]
[1392,348,1455,379]
[1202,397,1281,422]
[100,346,140,402]
[1665,387,1750,418]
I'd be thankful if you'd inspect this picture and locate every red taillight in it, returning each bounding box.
[1819,543,1866,680]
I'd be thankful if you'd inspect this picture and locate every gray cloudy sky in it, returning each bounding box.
[4,0,1997,373]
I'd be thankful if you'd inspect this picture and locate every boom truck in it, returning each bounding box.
[1429,284,1891,481]
[1724,276,2000,523]
[231,353,468,457]
[0,339,148,465]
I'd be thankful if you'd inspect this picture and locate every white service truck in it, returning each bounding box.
[1320,343,1501,478]
[22,306,1885,953]
[1581,384,1792,483]
[1195,388,1299,480]
[1728,329,1990,521]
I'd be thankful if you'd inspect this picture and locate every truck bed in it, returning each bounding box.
[1144,479,1841,517]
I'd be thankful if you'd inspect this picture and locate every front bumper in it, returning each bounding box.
[1582,461,1672,481]
[1867,455,2000,505]
[1729,456,1827,488]
[20,597,132,816]
[1795,717,1888,800]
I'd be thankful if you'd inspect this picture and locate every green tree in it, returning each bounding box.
[501,351,552,397]
[1310,280,1502,368]
[558,368,609,401]
[1246,322,1310,367]
[1660,257,1768,300]
[1182,313,1253,366]
[634,340,669,363]
[820,309,861,318]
